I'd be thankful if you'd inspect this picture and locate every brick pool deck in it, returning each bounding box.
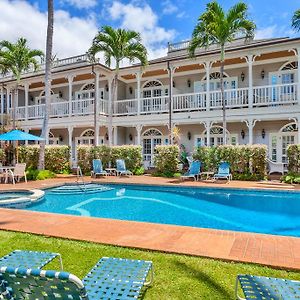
[1,176,300,270]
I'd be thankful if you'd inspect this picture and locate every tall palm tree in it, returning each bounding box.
[189,1,255,144]
[88,26,148,145]
[292,9,300,31]
[38,0,54,170]
[0,38,43,129]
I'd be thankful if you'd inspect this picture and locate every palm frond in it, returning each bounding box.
[292,9,300,31]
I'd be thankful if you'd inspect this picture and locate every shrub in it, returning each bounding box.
[287,144,300,174]
[154,145,179,176]
[134,167,145,175]
[77,145,143,175]
[282,173,300,184]
[0,148,5,164]
[18,145,70,174]
[193,145,267,180]
[26,169,56,181]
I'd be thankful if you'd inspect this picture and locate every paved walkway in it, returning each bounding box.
[0,176,300,270]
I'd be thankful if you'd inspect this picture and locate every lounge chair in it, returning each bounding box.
[116,159,133,176]
[91,159,108,178]
[10,163,27,184]
[0,249,63,270]
[181,160,202,181]
[235,274,300,300]
[213,162,232,181]
[267,158,285,175]
[0,257,153,300]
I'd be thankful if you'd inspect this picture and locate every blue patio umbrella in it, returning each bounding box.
[0,130,44,163]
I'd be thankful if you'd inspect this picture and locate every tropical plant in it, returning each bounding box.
[0,38,43,129]
[189,1,256,143]
[39,0,54,170]
[292,9,300,31]
[88,26,148,145]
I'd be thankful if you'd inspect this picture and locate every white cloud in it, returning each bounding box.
[0,0,98,58]
[107,1,176,60]
[162,0,178,15]
[255,25,294,39]
[61,0,97,9]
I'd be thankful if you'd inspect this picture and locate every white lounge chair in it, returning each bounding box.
[267,158,285,175]
[11,163,27,184]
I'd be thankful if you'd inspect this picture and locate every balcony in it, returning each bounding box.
[9,83,298,121]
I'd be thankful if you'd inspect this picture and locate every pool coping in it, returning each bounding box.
[1,177,300,270]
[0,189,45,207]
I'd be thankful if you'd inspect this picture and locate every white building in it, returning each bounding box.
[0,37,300,166]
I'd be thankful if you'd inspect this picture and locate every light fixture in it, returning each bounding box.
[241,72,245,82]
[262,129,266,139]
[187,79,191,88]
[59,135,63,142]
[172,81,175,88]
[59,91,63,98]
[129,133,133,141]
[129,87,133,94]
[261,69,265,79]
[105,84,109,92]
[105,133,109,141]
[241,129,245,139]
[187,131,191,140]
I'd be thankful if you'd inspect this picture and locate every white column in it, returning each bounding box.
[25,128,29,145]
[68,125,73,165]
[204,62,212,111]
[297,48,300,105]
[202,121,213,146]
[245,55,254,108]
[244,119,257,145]
[0,87,4,126]
[136,124,143,146]
[24,83,29,121]
[6,87,10,111]
[67,75,74,117]
[108,77,113,146]
[136,71,141,115]
[94,71,100,146]
[297,117,300,143]
[113,126,118,145]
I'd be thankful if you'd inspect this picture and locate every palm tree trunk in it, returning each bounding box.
[38,0,53,170]
[220,46,227,144]
[109,71,118,146]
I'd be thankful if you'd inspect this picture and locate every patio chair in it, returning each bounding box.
[91,159,108,178]
[181,160,202,181]
[235,274,300,300]
[0,257,153,300]
[10,163,27,184]
[116,159,133,176]
[0,249,63,270]
[266,158,285,175]
[213,162,232,181]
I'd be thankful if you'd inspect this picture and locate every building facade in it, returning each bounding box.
[0,37,300,167]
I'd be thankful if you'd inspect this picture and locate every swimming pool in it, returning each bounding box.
[25,183,300,237]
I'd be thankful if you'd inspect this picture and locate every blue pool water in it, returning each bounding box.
[25,184,300,237]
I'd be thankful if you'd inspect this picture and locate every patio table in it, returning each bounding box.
[105,168,117,176]
[200,171,214,181]
[0,166,15,184]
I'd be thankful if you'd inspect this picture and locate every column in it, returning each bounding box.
[297,116,300,143]
[136,124,143,145]
[167,63,177,143]
[24,83,29,121]
[297,48,300,105]
[136,71,141,115]
[108,77,113,146]
[0,87,4,126]
[113,126,118,145]
[244,119,257,145]
[94,71,100,146]
[6,87,10,112]
[245,55,254,108]
[67,75,74,117]
[204,62,212,111]
[68,125,73,166]
[201,121,213,146]
[24,128,29,146]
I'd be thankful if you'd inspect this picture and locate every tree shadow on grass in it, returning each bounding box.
[173,260,232,300]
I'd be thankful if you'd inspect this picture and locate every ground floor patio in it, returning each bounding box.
[1,175,300,271]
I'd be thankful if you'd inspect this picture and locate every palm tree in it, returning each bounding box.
[88,26,148,145]
[189,1,255,144]
[0,38,43,129]
[292,9,300,31]
[38,0,54,170]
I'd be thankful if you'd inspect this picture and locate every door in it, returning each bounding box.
[143,137,162,166]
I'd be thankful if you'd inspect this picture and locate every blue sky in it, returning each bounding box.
[0,0,299,59]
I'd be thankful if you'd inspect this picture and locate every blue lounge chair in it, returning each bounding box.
[116,159,133,176]
[0,250,63,270]
[91,159,108,178]
[235,274,300,300]
[213,162,232,181]
[0,257,153,300]
[181,160,202,181]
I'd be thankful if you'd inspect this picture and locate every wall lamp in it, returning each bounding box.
[187,131,191,140]
[187,79,191,88]
[262,129,266,139]
[105,84,109,92]
[241,129,245,139]
[261,69,265,79]
[105,133,109,141]
[241,72,245,82]
[129,87,133,94]
[129,133,133,141]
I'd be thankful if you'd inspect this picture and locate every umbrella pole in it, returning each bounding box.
[16,140,18,164]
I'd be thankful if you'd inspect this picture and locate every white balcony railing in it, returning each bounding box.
[8,83,299,121]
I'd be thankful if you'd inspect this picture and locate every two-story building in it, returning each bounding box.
[0,36,300,167]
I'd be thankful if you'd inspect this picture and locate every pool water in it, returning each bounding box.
[0,191,32,201]
[26,184,300,237]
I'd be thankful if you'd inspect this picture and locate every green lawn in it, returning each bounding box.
[1,230,300,300]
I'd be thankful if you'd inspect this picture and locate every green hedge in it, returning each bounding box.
[154,145,179,176]
[193,145,267,179]
[77,145,143,175]
[0,148,5,164]
[287,144,300,174]
[18,145,70,174]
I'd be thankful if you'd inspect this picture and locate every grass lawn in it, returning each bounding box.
[1,230,300,300]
